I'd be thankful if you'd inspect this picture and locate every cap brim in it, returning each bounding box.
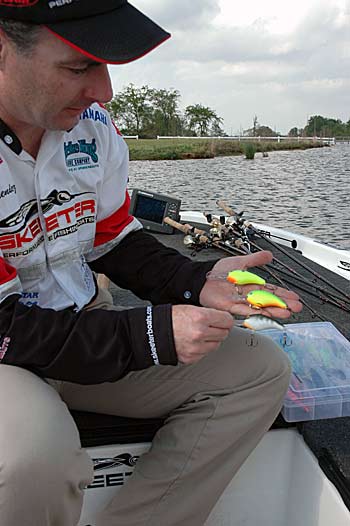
[45,3,170,64]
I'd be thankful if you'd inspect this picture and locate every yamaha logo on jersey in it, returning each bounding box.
[64,138,99,171]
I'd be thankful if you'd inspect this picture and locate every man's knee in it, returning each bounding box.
[201,327,291,393]
[0,366,93,513]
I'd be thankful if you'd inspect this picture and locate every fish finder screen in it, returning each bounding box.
[134,195,167,224]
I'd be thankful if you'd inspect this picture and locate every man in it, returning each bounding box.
[0,2,301,525]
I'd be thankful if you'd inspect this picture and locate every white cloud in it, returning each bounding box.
[109,0,350,134]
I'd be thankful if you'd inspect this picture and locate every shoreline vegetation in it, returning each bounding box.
[125,138,327,161]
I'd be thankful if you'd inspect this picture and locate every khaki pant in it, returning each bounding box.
[0,289,291,526]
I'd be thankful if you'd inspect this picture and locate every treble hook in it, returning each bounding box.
[246,331,258,348]
[280,332,292,349]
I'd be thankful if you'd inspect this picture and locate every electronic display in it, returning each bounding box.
[133,194,167,224]
[129,189,181,234]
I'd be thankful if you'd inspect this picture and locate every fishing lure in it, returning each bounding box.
[226,270,266,285]
[206,269,266,285]
[247,290,288,309]
[240,315,285,331]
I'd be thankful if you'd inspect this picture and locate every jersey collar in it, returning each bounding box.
[0,118,22,155]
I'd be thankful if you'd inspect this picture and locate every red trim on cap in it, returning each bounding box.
[0,0,38,6]
[45,27,171,64]
[94,192,134,247]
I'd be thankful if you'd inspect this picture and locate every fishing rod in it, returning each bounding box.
[201,210,350,312]
[265,263,350,312]
[267,266,350,313]
[246,238,350,312]
[216,200,350,304]
[207,214,350,309]
[164,216,331,323]
[202,212,350,324]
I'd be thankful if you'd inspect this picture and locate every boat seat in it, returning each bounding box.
[70,410,164,448]
[70,410,293,449]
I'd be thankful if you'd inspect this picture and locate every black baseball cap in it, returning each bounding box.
[0,0,171,64]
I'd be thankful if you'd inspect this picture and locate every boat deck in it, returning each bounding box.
[72,227,350,511]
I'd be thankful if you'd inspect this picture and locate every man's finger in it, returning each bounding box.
[202,309,234,329]
[241,250,273,269]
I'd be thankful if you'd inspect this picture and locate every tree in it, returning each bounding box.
[288,127,299,137]
[255,125,276,137]
[185,104,223,136]
[210,121,226,137]
[244,120,278,137]
[303,115,349,137]
[106,83,154,135]
[151,88,181,136]
[252,115,259,137]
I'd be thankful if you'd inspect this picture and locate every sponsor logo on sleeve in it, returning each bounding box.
[146,305,160,365]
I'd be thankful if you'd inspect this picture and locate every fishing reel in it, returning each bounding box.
[203,210,252,254]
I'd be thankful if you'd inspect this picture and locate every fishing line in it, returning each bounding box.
[266,264,350,312]
[246,238,350,312]
[253,229,350,303]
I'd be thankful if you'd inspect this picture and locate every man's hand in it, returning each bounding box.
[172,305,234,364]
[199,250,303,318]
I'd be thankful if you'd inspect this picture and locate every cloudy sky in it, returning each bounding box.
[108,0,350,135]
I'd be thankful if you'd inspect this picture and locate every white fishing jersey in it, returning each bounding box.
[0,103,141,311]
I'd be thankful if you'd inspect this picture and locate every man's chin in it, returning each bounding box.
[48,114,81,131]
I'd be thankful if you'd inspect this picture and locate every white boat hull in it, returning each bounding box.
[79,429,350,526]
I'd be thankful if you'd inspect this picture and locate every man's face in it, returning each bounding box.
[0,28,113,132]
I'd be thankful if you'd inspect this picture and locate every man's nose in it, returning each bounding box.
[84,64,113,103]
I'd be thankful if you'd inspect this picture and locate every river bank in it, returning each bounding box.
[125,138,327,161]
[128,143,350,248]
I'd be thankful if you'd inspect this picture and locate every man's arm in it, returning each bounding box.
[0,257,177,384]
[89,229,217,305]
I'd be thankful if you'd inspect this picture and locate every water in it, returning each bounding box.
[128,143,350,249]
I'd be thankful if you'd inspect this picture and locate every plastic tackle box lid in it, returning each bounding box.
[261,322,350,422]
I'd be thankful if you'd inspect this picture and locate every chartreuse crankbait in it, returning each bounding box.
[247,290,288,309]
[226,270,266,285]
[240,315,285,331]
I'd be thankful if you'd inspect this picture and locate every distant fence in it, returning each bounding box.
[122,135,338,145]
[157,135,336,145]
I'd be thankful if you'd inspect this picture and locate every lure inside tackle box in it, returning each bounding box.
[261,322,350,422]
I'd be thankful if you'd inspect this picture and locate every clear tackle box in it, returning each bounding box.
[262,322,350,422]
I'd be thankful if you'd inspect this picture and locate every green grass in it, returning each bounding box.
[125,138,326,161]
[243,142,256,159]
